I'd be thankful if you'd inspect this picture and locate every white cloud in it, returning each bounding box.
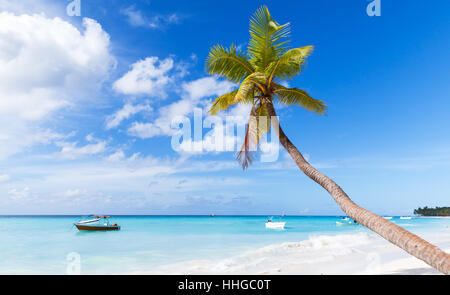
[0,13,115,159]
[0,125,69,160]
[0,13,115,120]
[121,6,148,27]
[63,188,87,198]
[106,103,152,129]
[127,122,163,138]
[0,153,249,213]
[120,5,180,29]
[105,150,126,162]
[127,76,235,139]
[113,57,176,97]
[182,77,235,101]
[0,174,10,183]
[8,187,30,200]
[114,57,266,158]
[56,135,107,159]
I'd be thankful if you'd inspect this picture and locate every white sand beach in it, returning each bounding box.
[144,230,450,275]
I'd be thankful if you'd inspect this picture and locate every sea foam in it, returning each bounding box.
[154,232,376,274]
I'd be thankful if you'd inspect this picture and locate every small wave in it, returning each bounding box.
[153,232,376,274]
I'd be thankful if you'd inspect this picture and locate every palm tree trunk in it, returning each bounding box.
[266,101,450,274]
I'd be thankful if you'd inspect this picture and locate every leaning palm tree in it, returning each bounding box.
[206,6,449,274]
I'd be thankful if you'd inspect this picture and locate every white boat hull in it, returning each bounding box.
[265,222,285,229]
[336,221,359,226]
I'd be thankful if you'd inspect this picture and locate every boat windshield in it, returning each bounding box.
[77,216,112,225]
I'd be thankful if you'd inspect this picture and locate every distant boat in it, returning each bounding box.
[265,221,286,229]
[383,217,393,220]
[336,217,359,226]
[336,221,358,226]
[400,216,413,220]
[265,217,285,229]
[74,215,120,231]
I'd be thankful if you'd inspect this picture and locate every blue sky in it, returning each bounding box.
[0,0,449,215]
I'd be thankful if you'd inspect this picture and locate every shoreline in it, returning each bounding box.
[132,229,450,275]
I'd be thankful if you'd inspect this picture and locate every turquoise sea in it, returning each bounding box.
[0,216,448,274]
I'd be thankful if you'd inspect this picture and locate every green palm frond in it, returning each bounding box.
[235,72,266,102]
[273,85,327,115]
[208,90,238,115]
[266,45,313,81]
[206,44,255,83]
[248,5,290,72]
[209,72,264,115]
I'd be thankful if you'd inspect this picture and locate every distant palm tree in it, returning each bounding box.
[206,5,449,274]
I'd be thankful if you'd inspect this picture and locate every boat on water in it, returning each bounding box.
[400,216,413,220]
[336,217,359,226]
[265,217,285,229]
[74,215,120,231]
[383,216,393,220]
[265,221,285,229]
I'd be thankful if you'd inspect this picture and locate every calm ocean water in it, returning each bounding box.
[0,215,448,274]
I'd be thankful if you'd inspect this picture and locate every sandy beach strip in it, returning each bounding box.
[138,229,450,275]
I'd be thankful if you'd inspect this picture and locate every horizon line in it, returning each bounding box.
[0,214,420,217]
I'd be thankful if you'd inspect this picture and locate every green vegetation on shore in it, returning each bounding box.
[414,206,450,216]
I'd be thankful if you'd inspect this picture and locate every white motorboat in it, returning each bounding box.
[74,215,120,231]
[383,217,393,220]
[336,221,359,226]
[400,216,412,220]
[336,217,359,226]
[265,221,286,229]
